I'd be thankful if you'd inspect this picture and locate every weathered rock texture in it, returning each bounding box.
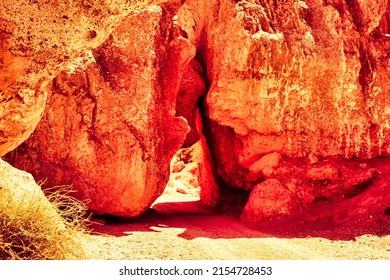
[241,178,300,222]
[241,154,390,224]
[3,0,390,222]
[8,5,198,217]
[174,0,390,222]
[0,0,161,156]
[194,109,220,206]
[179,0,390,190]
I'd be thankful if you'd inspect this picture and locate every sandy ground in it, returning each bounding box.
[81,191,390,260]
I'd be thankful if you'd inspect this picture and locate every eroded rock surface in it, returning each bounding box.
[241,178,301,222]
[9,5,195,217]
[179,0,390,190]
[241,155,390,223]
[0,0,161,156]
[175,0,390,222]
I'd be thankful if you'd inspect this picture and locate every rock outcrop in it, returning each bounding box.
[176,0,390,221]
[241,155,390,223]
[241,178,300,222]
[8,5,196,217]
[2,0,390,222]
[179,0,390,191]
[0,0,161,156]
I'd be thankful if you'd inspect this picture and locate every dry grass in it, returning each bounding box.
[0,185,90,260]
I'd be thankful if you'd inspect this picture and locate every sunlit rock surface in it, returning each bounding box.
[179,0,390,189]
[9,5,192,217]
[178,0,390,222]
[0,0,159,156]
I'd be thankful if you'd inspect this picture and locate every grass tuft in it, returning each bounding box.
[0,184,90,260]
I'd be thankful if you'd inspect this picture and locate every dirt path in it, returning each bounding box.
[81,192,390,260]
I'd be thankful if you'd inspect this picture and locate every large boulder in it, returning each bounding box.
[178,0,390,190]
[8,5,197,217]
[0,0,159,156]
[241,179,300,222]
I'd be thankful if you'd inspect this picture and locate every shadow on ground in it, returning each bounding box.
[89,191,389,241]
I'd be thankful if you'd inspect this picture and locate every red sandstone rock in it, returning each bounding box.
[3,0,390,222]
[178,0,390,191]
[9,6,193,217]
[306,164,340,181]
[248,152,282,178]
[241,179,300,223]
[0,0,156,156]
[344,168,379,198]
[194,109,220,206]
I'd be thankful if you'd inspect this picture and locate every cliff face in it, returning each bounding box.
[178,0,390,189]
[2,0,390,220]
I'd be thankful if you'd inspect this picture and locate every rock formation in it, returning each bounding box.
[7,4,197,217]
[241,178,300,222]
[0,0,161,156]
[178,0,390,189]
[2,0,390,222]
[178,0,390,221]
